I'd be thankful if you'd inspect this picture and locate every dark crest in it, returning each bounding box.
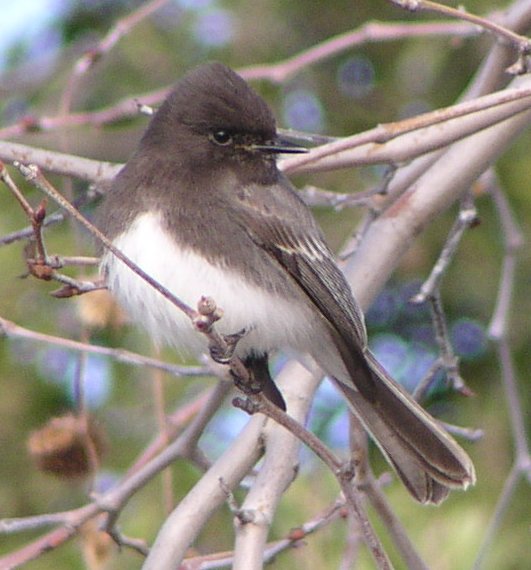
[142,63,277,147]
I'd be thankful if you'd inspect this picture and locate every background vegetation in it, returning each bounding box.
[0,1,529,568]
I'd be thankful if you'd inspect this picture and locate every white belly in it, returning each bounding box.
[101,212,317,357]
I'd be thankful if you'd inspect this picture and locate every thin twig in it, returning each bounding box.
[412,194,478,301]
[472,462,523,570]
[339,513,361,570]
[438,420,484,442]
[348,414,428,570]
[151,345,176,514]
[0,88,167,140]
[486,177,529,458]
[58,0,171,120]
[412,358,444,402]
[0,315,208,378]
[0,186,101,247]
[388,0,531,66]
[4,83,531,185]
[241,20,477,82]
[234,395,393,569]
[409,194,480,395]
[181,499,347,569]
[106,526,150,557]
[0,21,477,140]
[282,85,531,174]
[471,173,530,568]
[0,162,49,264]
[487,180,525,340]
[300,184,387,209]
[427,291,468,393]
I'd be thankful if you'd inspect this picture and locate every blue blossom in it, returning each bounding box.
[192,8,235,47]
[451,318,487,360]
[282,89,324,132]
[366,288,399,328]
[337,55,375,99]
[36,347,111,408]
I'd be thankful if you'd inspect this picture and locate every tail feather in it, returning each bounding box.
[366,350,475,487]
[325,346,475,504]
[334,379,451,504]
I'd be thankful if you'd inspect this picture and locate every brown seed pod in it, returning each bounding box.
[27,413,106,480]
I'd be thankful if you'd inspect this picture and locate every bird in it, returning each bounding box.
[97,62,475,504]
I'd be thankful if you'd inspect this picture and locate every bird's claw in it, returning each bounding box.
[208,328,247,364]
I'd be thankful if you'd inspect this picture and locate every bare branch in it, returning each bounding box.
[3,82,531,188]
[58,0,171,118]
[181,499,347,569]
[388,0,531,71]
[141,362,328,569]
[282,83,531,174]
[348,414,428,570]
[240,20,477,83]
[2,2,530,568]
[487,180,525,341]
[409,195,480,396]
[0,315,208,378]
[462,0,531,99]
[230,394,392,570]
[470,174,531,569]
[341,73,531,310]
[0,186,100,247]
[412,194,479,302]
[0,20,476,140]
[0,140,121,182]
[0,88,166,140]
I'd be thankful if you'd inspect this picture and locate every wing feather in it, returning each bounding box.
[232,177,369,371]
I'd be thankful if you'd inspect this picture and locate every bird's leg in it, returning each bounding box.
[232,353,287,411]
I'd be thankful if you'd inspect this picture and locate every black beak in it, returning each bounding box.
[251,136,308,154]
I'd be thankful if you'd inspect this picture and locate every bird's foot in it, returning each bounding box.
[208,328,247,365]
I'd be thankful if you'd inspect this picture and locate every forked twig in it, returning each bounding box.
[233,394,393,570]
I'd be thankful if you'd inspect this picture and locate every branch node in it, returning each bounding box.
[105,525,149,557]
[505,53,531,76]
[235,508,257,525]
[232,396,260,415]
[287,526,306,542]
[337,459,357,483]
[90,492,118,517]
[193,297,224,335]
[197,296,222,319]
[34,199,48,223]
[20,115,43,133]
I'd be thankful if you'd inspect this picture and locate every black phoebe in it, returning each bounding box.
[98,62,475,504]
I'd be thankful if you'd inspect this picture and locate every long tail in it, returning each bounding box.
[331,349,476,505]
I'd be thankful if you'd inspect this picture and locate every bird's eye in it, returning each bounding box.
[210,130,233,146]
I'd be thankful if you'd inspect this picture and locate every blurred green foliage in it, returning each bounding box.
[0,1,529,569]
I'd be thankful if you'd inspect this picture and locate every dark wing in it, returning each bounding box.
[231,176,377,399]
[232,178,477,505]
